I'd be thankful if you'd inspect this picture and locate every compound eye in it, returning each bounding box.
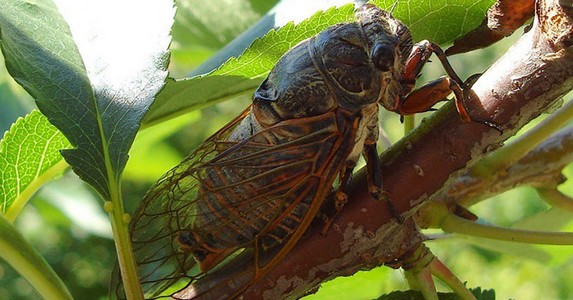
[371,43,395,72]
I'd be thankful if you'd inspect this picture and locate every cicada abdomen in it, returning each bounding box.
[117,3,478,299]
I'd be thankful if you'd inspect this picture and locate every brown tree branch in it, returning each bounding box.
[180,0,573,298]
[437,124,573,209]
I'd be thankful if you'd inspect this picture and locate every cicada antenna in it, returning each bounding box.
[389,0,400,14]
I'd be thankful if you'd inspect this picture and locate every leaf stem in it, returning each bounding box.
[107,184,144,300]
[429,258,476,300]
[472,99,573,177]
[403,115,415,135]
[420,201,573,244]
[0,214,73,300]
[441,210,573,245]
[536,188,573,212]
[404,267,438,300]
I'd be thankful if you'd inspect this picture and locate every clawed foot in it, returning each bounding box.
[371,187,404,223]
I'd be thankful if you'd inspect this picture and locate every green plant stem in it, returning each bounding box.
[405,267,438,300]
[0,214,73,300]
[107,185,144,300]
[441,211,573,245]
[404,115,415,135]
[472,99,573,177]
[429,258,476,300]
[537,188,573,212]
[4,160,69,223]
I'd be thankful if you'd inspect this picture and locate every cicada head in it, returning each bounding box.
[303,4,413,113]
[356,4,413,112]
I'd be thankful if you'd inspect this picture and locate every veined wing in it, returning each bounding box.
[121,109,356,299]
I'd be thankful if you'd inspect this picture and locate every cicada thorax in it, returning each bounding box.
[254,20,404,122]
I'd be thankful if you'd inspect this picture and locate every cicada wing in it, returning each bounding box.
[173,112,357,298]
[111,109,252,299]
[134,165,202,296]
[206,171,328,294]
[110,161,202,299]
[113,108,355,299]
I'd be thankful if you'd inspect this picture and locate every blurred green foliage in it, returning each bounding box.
[1,0,572,299]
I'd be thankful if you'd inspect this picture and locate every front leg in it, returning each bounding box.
[401,40,464,92]
[396,76,470,121]
[320,160,356,236]
[397,40,467,117]
[363,143,404,223]
[396,40,498,130]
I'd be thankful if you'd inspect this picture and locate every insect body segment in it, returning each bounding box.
[124,4,480,299]
[393,40,475,122]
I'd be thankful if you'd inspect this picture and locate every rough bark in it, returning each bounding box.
[180,0,573,298]
[438,124,573,209]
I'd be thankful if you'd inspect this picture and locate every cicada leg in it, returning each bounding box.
[397,40,499,130]
[363,143,404,223]
[399,40,462,94]
[320,143,403,236]
[320,160,355,236]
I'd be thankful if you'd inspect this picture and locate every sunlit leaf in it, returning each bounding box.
[0,0,174,199]
[383,0,495,44]
[0,110,70,222]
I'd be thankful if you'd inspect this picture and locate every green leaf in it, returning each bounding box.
[0,0,92,163]
[0,0,96,195]
[377,287,495,300]
[124,111,202,182]
[143,0,494,126]
[169,0,278,76]
[383,0,495,44]
[1,2,174,296]
[0,214,73,300]
[172,0,277,51]
[0,57,36,133]
[0,110,71,222]
[303,266,399,299]
[0,0,174,199]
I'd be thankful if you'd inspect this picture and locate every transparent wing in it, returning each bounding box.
[114,108,355,299]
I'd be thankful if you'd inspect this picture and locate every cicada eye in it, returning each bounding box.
[371,43,395,72]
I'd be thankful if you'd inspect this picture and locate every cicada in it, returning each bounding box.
[120,4,478,299]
